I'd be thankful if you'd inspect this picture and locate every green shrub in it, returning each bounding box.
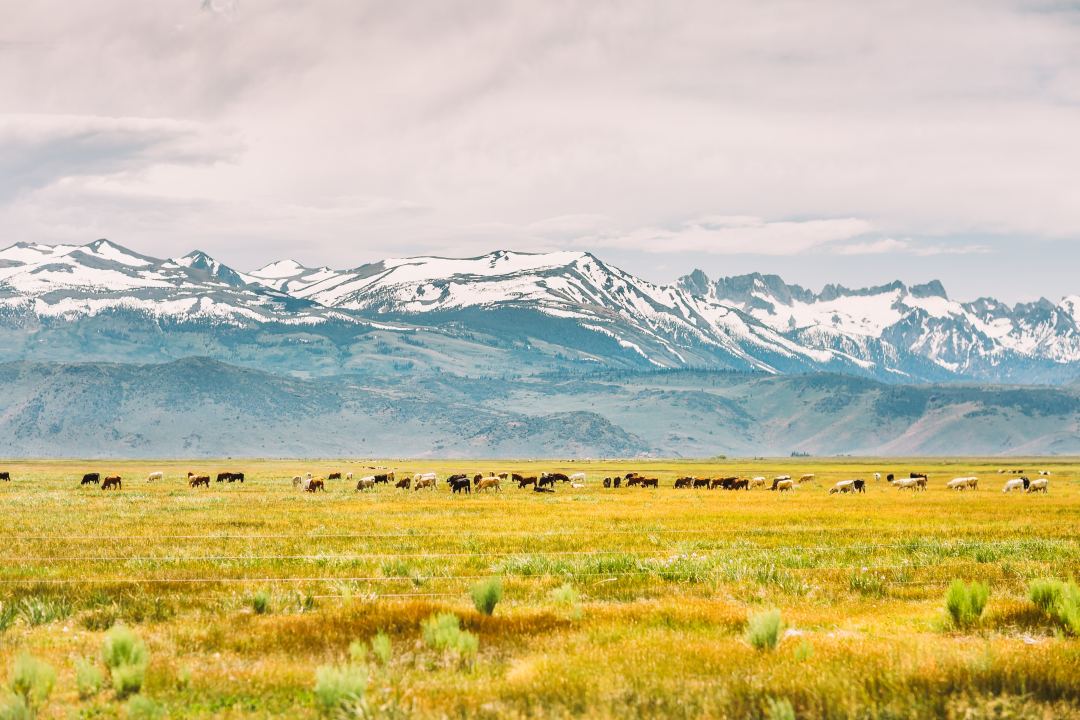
[251,590,271,615]
[74,657,103,700]
[313,664,366,716]
[0,603,15,634]
[765,697,796,720]
[7,654,55,712]
[746,609,783,651]
[421,613,479,664]
[549,583,579,606]
[945,580,989,629]
[470,577,502,616]
[0,696,31,720]
[370,632,392,667]
[1028,578,1080,636]
[125,695,165,720]
[81,606,119,632]
[101,626,149,698]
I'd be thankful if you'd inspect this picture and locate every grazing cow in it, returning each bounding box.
[189,473,210,488]
[626,476,645,488]
[373,472,394,484]
[910,472,928,481]
[517,476,538,489]
[328,472,342,481]
[413,472,437,486]
[895,478,920,491]
[1003,477,1030,493]
[829,480,856,494]
[346,472,354,481]
[227,472,245,483]
[477,477,501,492]
[774,475,792,483]
[305,478,325,492]
[541,472,571,483]
[674,477,693,489]
[511,473,524,483]
[356,476,376,491]
[568,472,586,483]
[798,474,815,484]
[853,479,865,493]
[947,476,978,491]
[447,473,468,487]
[537,475,556,489]
[101,476,122,490]
[1028,478,1049,493]
[692,478,710,489]
[413,475,437,491]
[710,476,738,490]
[472,473,484,486]
[81,472,100,485]
[395,476,411,489]
[642,478,659,488]
[0,471,10,481]
[771,478,794,492]
[624,472,642,482]
[216,472,230,483]
[749,476,767,489]
[292,475,303,488]
[147,471,163,483]
[612,476,622,488]
[533,484,555,493]
[449,477,471,494]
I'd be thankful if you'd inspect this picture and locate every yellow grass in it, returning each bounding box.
[1,457,1079,718]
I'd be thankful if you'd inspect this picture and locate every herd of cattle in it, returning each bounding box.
[0,467,1055,494]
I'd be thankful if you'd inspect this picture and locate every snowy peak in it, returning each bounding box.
[170,250,253,287]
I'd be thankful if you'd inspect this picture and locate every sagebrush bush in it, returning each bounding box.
[370,632,392,666]
[101,626,149,698]
[74,658,103,700]
[422,613,479,664]
[126,695,165,720]
[470,577,502,616]
[8,654,55,711]
[549,583,579,606]
[1028,578,1080,636]
[746,609,783,651]
[313,664,366,716]
[945,580,989,629]
[251,590,271,615]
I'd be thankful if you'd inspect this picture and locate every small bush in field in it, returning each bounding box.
[945,580,989,629]
[470,577,502,616]
[74,658,103,700]
[746,609,783,651]
[7,653,56,713]
[369,633,392,666]
[101,626,149,698]
[422,613,479,665]
[313,664,366,716]
[126,695,165,720]
[765,697,796,720]
[1029,578,1080,636]
[251,590,271,615]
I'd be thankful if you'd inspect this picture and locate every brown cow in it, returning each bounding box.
[674,477,693,489]
[101,476,122,490]
[328,472,342,480]
[188,473,210,488]
[517,476,538,489]
[395,476,411,489]
[305,478,326,492]
[477,477,501,492]
[641,478,659,488]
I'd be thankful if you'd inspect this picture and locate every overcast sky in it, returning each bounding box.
[2,1,1078,302]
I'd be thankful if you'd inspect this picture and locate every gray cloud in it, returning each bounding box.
[1,1,1079,300]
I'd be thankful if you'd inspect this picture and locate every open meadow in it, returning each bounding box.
[1,458,1080,719]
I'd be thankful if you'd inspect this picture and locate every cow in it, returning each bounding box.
[1038,470,1052,476]
[511,473,525,483]
[910,472,928,481]
[81,473,100,486]
[373,472,394,484]
[674,477,693,489]
[873,473,881,482]
[0,471,10,482]
[568,472,586,483]
[328,472,342,481]
[305,477,325,492]
[626,476,646,488]
[603,477,612,488]
[413,472,437,487]
[355,476,376,491]
[413,475,437,491]
[895,477,920,491]
[886,474,895,483]
[533,484,555,494]
[517,476,538,489]
[477,477,501,492]
[774,475,792,484]
[829,480,856,494]
[447,473,468,487]
[612,476,622,488]
[1028,478,1049,493]
[710,476,738,490]
[449,477,471,494]
[216,472,229,483]
[642,478,659,488]
[146,471,163,483]
[189,473,210,488]
[537,475,556,489]
[692,478,710,489]
[346,472,354,481]
[624,472,642,482]
[395,476,411,489]
[798,474,815,484]
[947,476,978,491]
[853,479,866,493]
[771,478,794,492]
[749,476,767,489]
[101,476,122,490]
[541,472,571,483]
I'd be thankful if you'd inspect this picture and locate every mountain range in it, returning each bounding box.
[1,238,1079,456]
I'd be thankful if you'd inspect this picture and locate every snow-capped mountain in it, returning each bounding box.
[2,239,1080,384]
[678,271,1080,382]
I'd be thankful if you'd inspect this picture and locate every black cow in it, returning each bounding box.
[674,477,693,489]
[81,473,100,485]
[449,477,471,494]
[853,479,866,493]
[603,477,612,488]
[0,471,9,482]
[537,475,556,489]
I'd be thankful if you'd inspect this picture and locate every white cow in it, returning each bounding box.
[356,476,376,491]
[1027,478,1049,493]
[569,472,586,483]
[346,472,354,481]
[895,478,920,491]
[749,476,767,489]
[829,480,855,494]
[147,471,163,483]
[873,472,881,482]
[798,473,815,483]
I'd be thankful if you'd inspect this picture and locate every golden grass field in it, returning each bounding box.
[1,457,1080,719]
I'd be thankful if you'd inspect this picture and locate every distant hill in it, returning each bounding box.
[1,358,1078,458]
